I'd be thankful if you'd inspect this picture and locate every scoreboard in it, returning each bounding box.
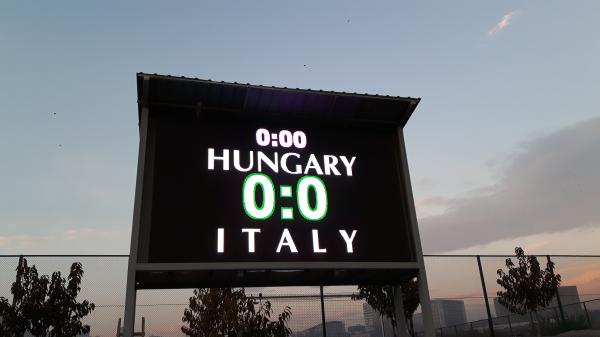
[131,74,423,287]
[146,115,415,264]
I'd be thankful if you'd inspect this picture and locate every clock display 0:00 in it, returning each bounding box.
[242,173,328,221]
[256,129,307,148]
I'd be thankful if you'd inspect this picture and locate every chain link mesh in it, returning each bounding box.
[1,255,599,337]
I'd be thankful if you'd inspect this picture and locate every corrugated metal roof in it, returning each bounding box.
[136,72,420,126]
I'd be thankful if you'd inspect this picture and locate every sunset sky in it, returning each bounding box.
[2,1,599,256]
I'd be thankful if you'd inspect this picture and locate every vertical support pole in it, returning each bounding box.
[381,314,386,337]
[123,271,137,337]
[396,127,435,337]
[529,311,534,327]
[320,285,327,337]
[394,285,410,337]
[583,302,591,328]
[469,322,474,337]
[547,255,565,323]
[417,270,435,337]
[124,76,152,337]
[507,315,513,337]
[116,318,122,337]
[476,256,495,337]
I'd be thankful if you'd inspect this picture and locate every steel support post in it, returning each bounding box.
[320,286,327,337]
[476,255,495,337]
[124,77,151,337]
[123,271,137,337]
[397,127,435,337]
[394,285,411,337]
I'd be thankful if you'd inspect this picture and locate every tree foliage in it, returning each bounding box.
[352,277,420,328]
[0,256,95,337]
[496,247,561,337]
[181,288,292,337]
[352,285,396,326]
[496,247,561,314]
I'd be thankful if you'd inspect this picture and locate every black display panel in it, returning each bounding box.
[142,110,415,264]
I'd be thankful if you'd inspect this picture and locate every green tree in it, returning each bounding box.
[0,256,95,337]
[352,277,420,336]
[181,288,292,337]
[496,247,561,337]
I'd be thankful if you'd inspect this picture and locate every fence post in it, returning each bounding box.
[320,285,327,337]
[476,256,495,337]
[583,302,592,328]
[529,311,535,332]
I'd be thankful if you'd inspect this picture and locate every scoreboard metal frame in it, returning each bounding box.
[123,73,436,337]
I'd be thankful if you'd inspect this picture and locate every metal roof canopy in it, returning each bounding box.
[136,73,420,126]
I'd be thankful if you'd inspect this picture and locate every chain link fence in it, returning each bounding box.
[419,298,600,337]
[1,255,599,337]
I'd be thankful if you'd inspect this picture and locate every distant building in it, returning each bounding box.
[361,302,400,337]
[553,286,581,306]
[431,300,467,327]
[494,286,583,321]
[347,324,370,337]
[363,303,383,337]
[551,286,584,319]
[297,321,347,337]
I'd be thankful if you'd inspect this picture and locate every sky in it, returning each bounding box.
[1,1,600,255]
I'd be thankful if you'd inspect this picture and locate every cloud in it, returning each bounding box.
[63,228,119,240]
[419,117,600,253]
[415,196,449,208]
[488,10,521,36]
[0,234,54,250]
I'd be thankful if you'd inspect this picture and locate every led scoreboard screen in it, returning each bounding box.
[143,112,416,264]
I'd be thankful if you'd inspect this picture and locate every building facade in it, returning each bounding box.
[431,300,467,328]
